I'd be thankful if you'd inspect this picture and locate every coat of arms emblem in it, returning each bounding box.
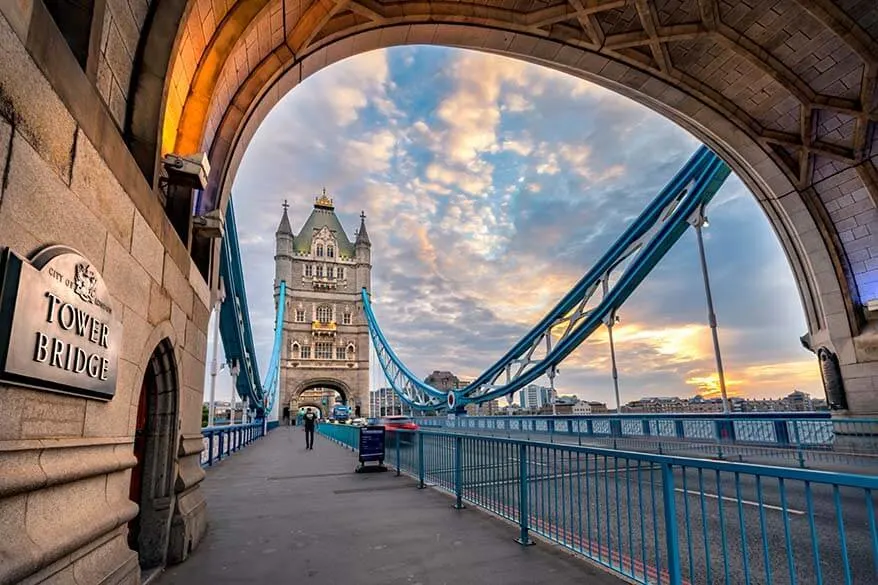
[74,262,98,303]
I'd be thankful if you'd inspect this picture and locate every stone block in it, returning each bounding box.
[184,320,207,363]
[83,361,138,437]
[0,13,76,179]
[103,234,151,317]
[131,212,163,283]
[148,280,171,325]
[120,305,152,366]
[163,254,193,317]
[170,302,187,347]
[19,389,86,439]
[70,129,135,249]
[166,486,207,565]
[179,350,204,397]
[0,0,33,42]
[0,384,27,440]
[188,261,210,310]
[26,475,135,557]
[0,447,43,497]
[0,493,40,584]
[4,132,107,268]
[72,531,138,585]
[0,207,39,260]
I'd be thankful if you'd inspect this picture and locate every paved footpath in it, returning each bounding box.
[157,426,626,585]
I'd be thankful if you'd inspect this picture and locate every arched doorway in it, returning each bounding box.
[290,379,354,422]
[128,340,179,572]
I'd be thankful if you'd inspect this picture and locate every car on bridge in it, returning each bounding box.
[379,416,418,447]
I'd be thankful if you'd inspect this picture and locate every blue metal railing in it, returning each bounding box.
[413,414,878,469]
[318,424,878,585]
[201,421,265,467]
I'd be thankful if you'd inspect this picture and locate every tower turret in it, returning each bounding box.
[275,200,295,287]
[355,211,371,293]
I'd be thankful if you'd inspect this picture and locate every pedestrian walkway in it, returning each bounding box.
[157,426,626,584]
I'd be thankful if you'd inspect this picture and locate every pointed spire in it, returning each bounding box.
[355,210,371,247]
[276,199,293,235]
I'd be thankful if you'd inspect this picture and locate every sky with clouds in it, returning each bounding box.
[203,45,823,409]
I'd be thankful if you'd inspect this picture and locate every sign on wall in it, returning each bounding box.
[0,246,121,400]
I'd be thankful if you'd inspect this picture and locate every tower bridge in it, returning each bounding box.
[2,1,878,584]
[273,194,371,425]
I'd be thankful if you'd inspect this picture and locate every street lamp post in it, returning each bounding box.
[607,312,621,413]
[689,205,730,414]
[207,281,226,427]
[602,278,622,413]
[549,366,557,416]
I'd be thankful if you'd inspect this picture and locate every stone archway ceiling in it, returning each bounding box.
[164,0,878,194]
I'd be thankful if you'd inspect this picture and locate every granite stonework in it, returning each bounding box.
[0,7,208,585]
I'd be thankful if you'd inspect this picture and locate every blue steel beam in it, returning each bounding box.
[219,199,264,412]
[260,280,286,420]
[364,146,731,410]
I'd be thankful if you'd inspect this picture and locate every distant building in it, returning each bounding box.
[620,391,820,414]
[369,387,403,417]
[519,384,555,409]
[573,401,592,415]
[425,370,459,391]
[465,399,500,416]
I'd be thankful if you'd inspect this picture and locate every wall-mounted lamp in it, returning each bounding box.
[161,152,210,190]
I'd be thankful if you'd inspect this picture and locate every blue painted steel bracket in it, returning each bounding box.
[364,146,731,410]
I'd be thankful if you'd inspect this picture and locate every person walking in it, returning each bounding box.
[303,408,317,450]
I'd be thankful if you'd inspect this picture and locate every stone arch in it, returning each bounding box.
[292,377,354,406]
[145,1,878,414]
[204,22,860,351]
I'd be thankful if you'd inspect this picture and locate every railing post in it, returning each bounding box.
[454,435,465,509]
[675,419,685,439]
[418,432,425,489]
[661,462,682,585]
[396,432,401,476]
[218,431,225,461]
[208,432,214,466]
[516,443,533,546]
[774,420,791,446]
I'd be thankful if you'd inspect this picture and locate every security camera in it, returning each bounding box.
[192,208,225,239]
[162,152,210,190]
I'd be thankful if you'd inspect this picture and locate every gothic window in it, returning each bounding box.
[316,342,333,360]
[317,305,332,323]
[291,342,300,359]
[346,344,355,361]
[316,244,324,257]
[328,246,334,258]
[305,264,313,277]
[343,312,352,325]
[327,266,334,279]
[301,346,311,359]
[316,265,324,278]
[295,309,305,322]
[337,267,344,280]
[336,347,345,360]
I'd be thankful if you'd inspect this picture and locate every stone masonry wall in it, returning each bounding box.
[0,5,210,583]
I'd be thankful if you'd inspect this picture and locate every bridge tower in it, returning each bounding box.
[274,192,371,422]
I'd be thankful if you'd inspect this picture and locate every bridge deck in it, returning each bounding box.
[157,426,625,584]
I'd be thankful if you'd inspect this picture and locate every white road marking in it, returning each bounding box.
[675,488,805,515]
